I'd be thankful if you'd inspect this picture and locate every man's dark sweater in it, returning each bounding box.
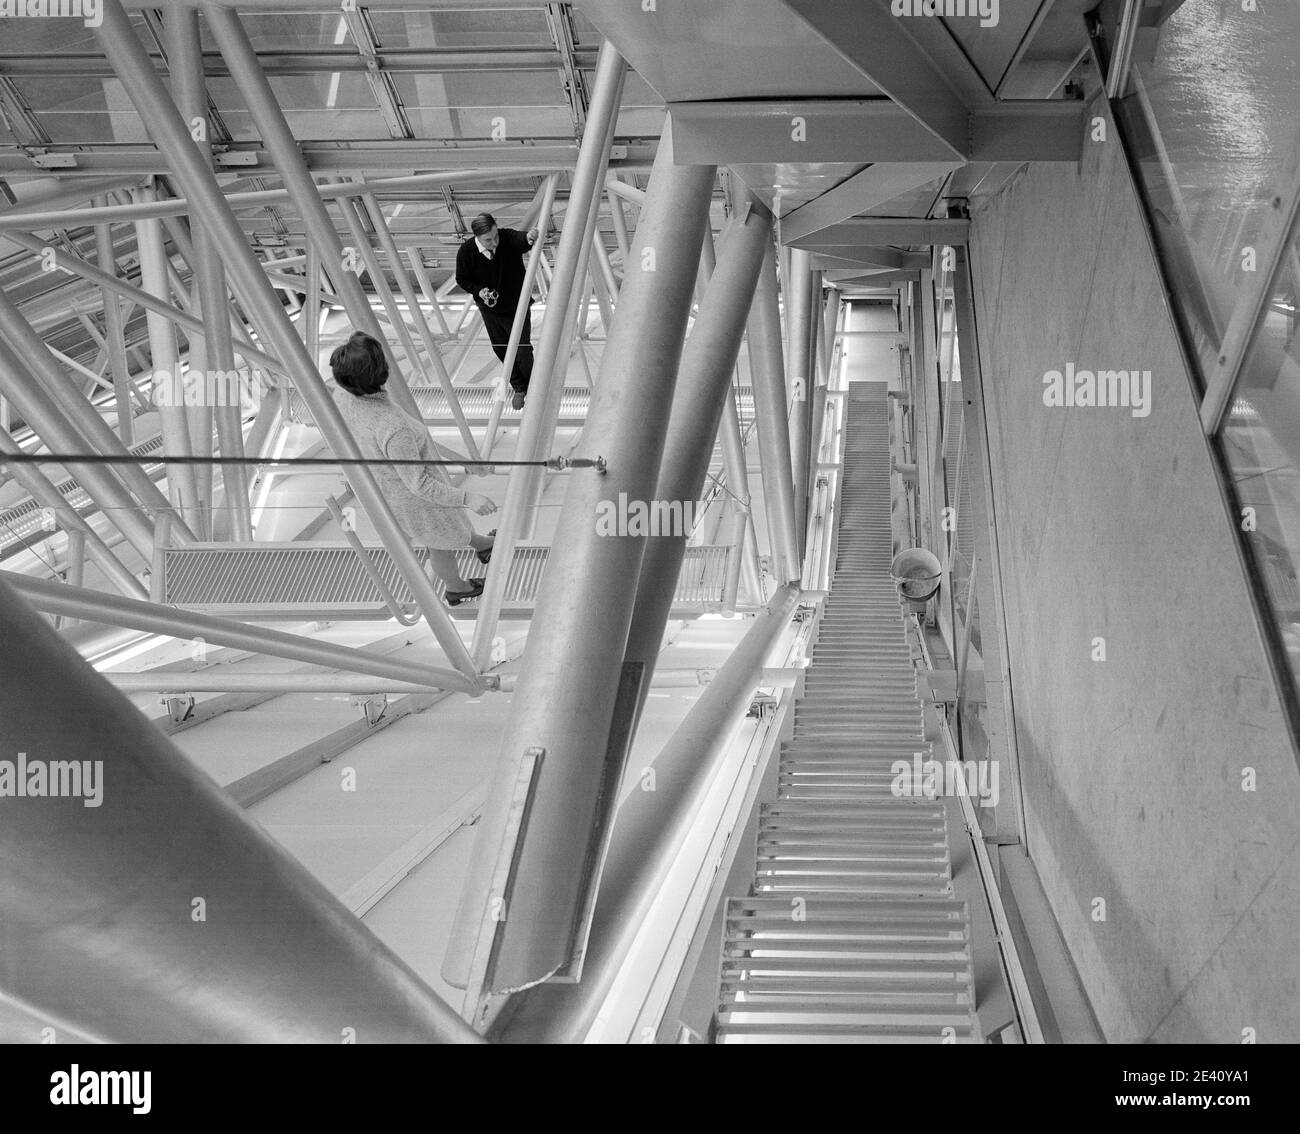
[454,228,531,310]
[454,228,535,393]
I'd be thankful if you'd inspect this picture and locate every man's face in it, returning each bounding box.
[479,226,500,253]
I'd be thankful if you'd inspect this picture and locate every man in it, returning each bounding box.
[454,212,539,411]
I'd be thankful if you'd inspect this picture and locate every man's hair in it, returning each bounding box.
[330,331,389,396]
[470,213,497,237]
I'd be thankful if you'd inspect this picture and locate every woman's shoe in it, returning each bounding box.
[476,529,497,565]
[445,578,485,606]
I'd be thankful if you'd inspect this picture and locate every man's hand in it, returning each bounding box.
[465,492,498,516]
[526,227,539,245]
[478,287,492,300]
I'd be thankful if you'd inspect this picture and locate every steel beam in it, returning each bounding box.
[670,99,1085,165]
[95,0,480,683]
[443,137,716,1000]
[0,168,571,232]
[0,572,483,1044]
[780,163,960,244]
[469,42,627,666]
[781,0,972,157]
[490,583,801,1043]
[787,216,970,250]
[0,147,655,178]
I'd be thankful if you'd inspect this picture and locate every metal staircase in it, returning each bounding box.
[715,382,981,1044]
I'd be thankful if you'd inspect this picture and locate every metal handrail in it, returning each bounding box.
[324,495,421,625]
[913,617,1045,1044]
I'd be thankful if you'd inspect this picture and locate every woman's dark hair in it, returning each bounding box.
[330,331,388,395]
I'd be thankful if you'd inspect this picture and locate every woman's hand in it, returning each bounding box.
[466,492,498,516]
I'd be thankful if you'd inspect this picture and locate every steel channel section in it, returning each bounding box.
[443,141,716,995]
[469,42,627,666]
[0,572,483,1043]
[490,583,801,1042]
[94,0,479,682]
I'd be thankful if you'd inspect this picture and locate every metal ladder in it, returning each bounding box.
[716,382,981,1043]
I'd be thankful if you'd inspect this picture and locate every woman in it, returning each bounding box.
[331,331,497,605]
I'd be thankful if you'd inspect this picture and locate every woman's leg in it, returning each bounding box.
[427,549,473,591]
[468,531,493,552]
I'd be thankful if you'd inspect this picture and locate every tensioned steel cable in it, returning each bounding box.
[0,453,607,471]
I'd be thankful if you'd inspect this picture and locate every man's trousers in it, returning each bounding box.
[480,303,533,394]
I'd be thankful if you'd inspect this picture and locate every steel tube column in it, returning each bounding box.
[0,338,156,559]
[483,173,559,456]
[202,5,425,423]
[491,583,801,1042]
[95,0,479,683]
[92,212,134,446]
[134,191,202,531]
[786,248,814,555]
[0,288,189,541]
[523,74,624,480]
[698,208,764,605]
[360,190,481,458]
[469,42,626,663]
[2,230,284,377]
[621,200,770,727]
[0,429,146,599]
[443,140,716,998]
[169,7,252,541]
[0,574,482,1044]
[5,572,479,692]
[748,241,801,583]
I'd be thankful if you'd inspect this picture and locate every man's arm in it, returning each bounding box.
[454,242,476,297]
[503,227,538,255]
